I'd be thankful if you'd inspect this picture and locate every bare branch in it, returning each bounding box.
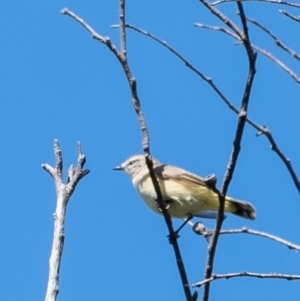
[237,1,253,53]
[279,10,300,23]
[60,8,120,60]
[42,140,64,184]
[193,224,300,251]
[220,228,300,251]
[194,23,238,39]
[256,126,300,193]
[193,272,300,288]
[200,0,256,301]
[66,142,90,197]
[43,140,89,301]
[195,20,300,87]
[41,164,56,178]
[119,0,127,56]
[212,0,300,8]
[202,3,257,299]
[251,44,300,83]
[62,7,194,300]
[245,16,300,61]
[196,20,300,83]
[54,140,63,180]
[124,23,245,122]
[198,0,243,38]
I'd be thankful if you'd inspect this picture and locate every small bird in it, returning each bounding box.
[113,154,256,220]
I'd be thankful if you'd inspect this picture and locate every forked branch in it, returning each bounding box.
[42,140,89,301]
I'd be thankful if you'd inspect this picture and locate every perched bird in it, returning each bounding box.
[113,154,256,220]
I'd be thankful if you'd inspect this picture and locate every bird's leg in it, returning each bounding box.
[168,215,193,243]
[176,215,194,234]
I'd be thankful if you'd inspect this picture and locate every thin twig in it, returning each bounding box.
[220,228,300,251]
[212,0,300,8]
[198,0,243,38]
[124,23,239,113]
[279,10,300,23]
[193,224,300,251]
[256,126,300,193]
[194,23,239,39]
[42,140,89,301]
[60,8,121,60]
[61,6,195,301]
[196,21,300,83]
[245,16,300,61]
[251,44,300,83]
[193,272,300,288]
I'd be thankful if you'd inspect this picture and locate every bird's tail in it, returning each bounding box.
[225,197,256,220]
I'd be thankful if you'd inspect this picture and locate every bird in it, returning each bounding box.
[113,154,256,220]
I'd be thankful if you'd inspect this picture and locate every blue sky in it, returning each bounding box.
[1,1,300,300]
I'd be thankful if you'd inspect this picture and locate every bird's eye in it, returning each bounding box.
[129,161,133,165]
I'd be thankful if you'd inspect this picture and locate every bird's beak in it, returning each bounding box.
[113,165,123,171]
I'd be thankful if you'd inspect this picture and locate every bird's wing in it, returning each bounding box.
[154,164,208,188]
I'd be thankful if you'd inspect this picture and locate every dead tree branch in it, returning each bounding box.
[211,0,300,8]
[42,140,89,301]
[193,224,300,251]
[245,16,300,61]
[195,22,300,83]
[279,10,300,23]
[193,272,300,287]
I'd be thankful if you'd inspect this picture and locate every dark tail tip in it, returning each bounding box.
[232,200,256,220]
